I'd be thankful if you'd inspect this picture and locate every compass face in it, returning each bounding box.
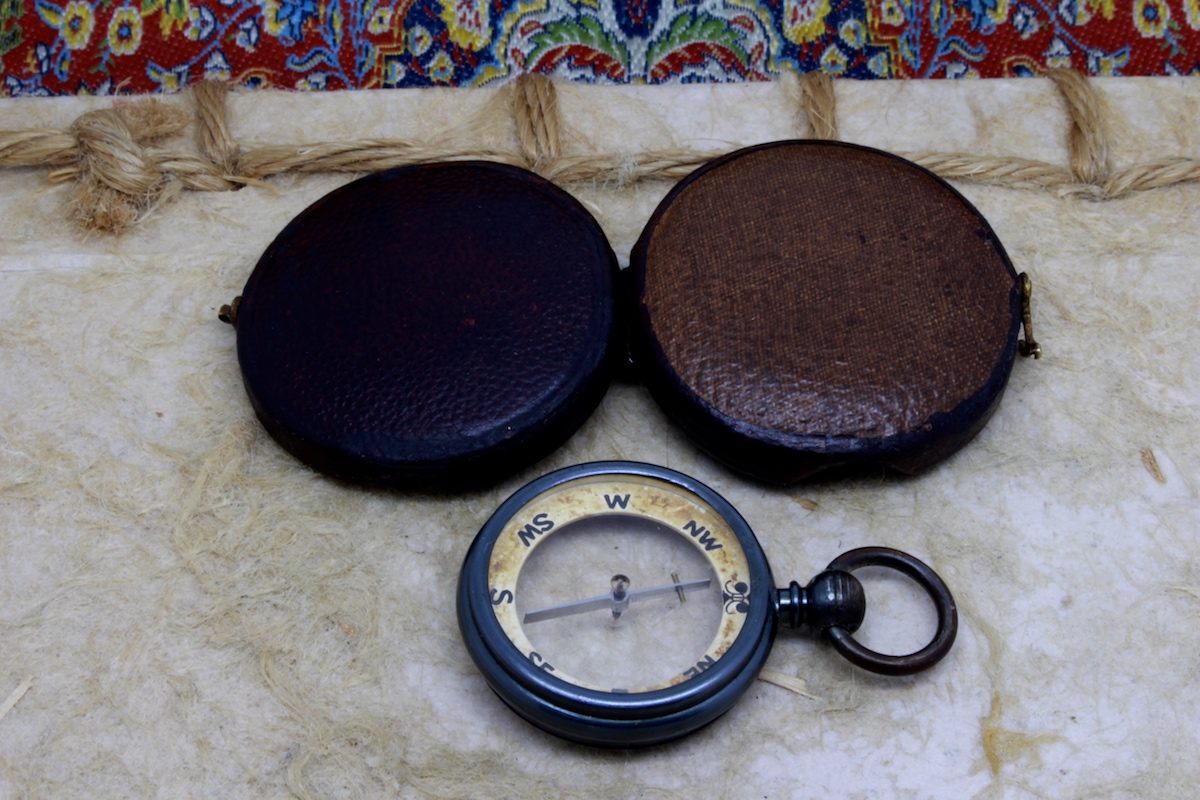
[457,461,777,747]
[485,474,752,693]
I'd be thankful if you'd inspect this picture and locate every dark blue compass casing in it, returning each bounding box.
[457,461,777,748]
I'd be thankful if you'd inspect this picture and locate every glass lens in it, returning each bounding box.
[515,514,723,693]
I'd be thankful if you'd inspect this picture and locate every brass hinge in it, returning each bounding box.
[1018,273,1041,359]
[218,296,242,328]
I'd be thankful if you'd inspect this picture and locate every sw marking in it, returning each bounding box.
[682,520,723,551]
[517,513,555,547]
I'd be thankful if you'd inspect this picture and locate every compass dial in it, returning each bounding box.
[486,474,752,693]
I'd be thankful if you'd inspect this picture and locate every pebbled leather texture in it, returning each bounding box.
[235,162,618,488]
[630,141,1021,484]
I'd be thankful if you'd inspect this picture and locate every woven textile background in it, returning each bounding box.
[3,0,1200,95]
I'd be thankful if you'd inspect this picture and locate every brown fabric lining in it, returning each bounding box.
[642,143,1015,438]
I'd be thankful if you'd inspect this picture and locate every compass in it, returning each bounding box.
[457,461,957,747]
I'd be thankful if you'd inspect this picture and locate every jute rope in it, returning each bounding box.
[1047,67,1111,186]
[797,71,838,141]
[193,80,241,176]
[904,153,1077,193]
[0,70,1195,233]
[514,74,562,171]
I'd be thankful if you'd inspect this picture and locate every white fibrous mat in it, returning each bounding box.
[0,77,1198,798]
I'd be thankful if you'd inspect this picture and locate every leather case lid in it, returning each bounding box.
[630,141,1021,484]
[235,161,618,488]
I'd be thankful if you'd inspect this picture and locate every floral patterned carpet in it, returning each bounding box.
[0,0,1197,94]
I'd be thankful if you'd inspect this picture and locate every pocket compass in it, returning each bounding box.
[457,461,957,747]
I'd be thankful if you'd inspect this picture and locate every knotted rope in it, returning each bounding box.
[0,70,1194,234]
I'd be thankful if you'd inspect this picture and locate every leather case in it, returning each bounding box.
[229,161,619,488]
[628,140,1023,484]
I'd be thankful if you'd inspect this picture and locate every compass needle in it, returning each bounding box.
[522,578,712,624]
